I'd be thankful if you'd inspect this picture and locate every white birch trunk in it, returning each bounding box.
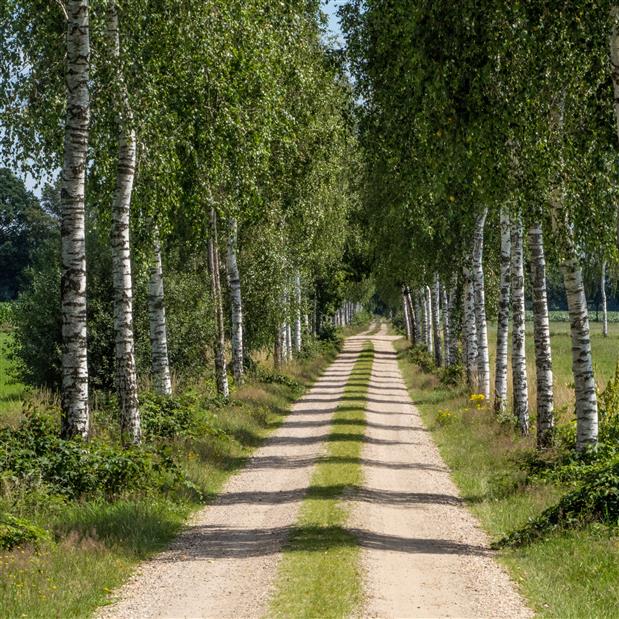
[402,286,412,342]
[425,285,433,355]
[286,321,293,359]
[60,0,91,439]
[293,274,302,352]
[463,264,478,390]
[148,229,172,396]
[442,285,451,366]
[494,208,511,415]
[226,218,244,385]
[561,250,599,450]
[601,261,608,338]
[106,2,140,443]
[472,209,490,399]
[528,223,554,448]
[511,214,529,435]
[406,288,419,345]
[447,277,459,366]
[208,209,229,398]
[431,275,442,366]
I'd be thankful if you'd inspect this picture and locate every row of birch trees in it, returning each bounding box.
[1,1,363,444]
[343,0,619,451]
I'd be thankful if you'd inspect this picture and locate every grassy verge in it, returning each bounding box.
[395,337,619,618]
[270,342,374,619]
[0,341,342,619]
[0,332,25,422]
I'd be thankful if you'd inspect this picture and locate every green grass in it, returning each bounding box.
[270,342,374,619]
[0,332,25,422]
[0,341,343,619]
[396,322,619,618]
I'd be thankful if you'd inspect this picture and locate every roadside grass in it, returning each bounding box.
[0,332,25,422]
[270,342,374,619]
[0,341,343,619]
[396,321,619,618]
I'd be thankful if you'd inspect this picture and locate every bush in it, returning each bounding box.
[440,363,463,386]
[0,513,49,550]
[408,345,435,373]
[0,302,13,330]
[0,407,187,500]
[496,456,619,547]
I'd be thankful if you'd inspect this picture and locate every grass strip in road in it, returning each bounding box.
[270,342,374,619]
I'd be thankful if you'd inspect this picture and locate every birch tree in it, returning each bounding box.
[494,208,511,415]
[226,219,244,384]
[60,0,91,439]
[511,213,529,435]
[431,275,442,366]
[105,1,140,443]
[528,223,554,448]
[472,209,490,399]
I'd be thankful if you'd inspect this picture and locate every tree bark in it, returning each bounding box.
[442,285,451,366]
[447,276,459,366]
[148,229,172,395]
[601,261,608,338]
[425,285,433,355]
[406,287,419,345]
[511,213,529,435]
[226,218,244,385]
[463,262,478,390]
[472,208,490,399]
[294,273,302,352]
[60,0,91,440]
[208,209,229,398]
[402,286,412,342]
[494,208,511,415]
[561,249,599,450]
[528,223,554,448]
[431,274,442,366]
[106,2,140,444]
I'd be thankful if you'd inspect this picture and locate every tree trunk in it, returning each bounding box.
[402,286,412,341]
[494,208,511,416]
[431,275,442,366]
[60,0,91,440]
[226,218,244,385]
[148,229,172,395]
[294,273,302,352]
[208,209,229,398]
[406,287,420,345]
[463,263,478,390]
[447,277,459,366]
[417,291,426,347]
[511,213,529,435]
[528,223,554,448]
[442,285,451,366]
[106,2,140,444]
[601,261,608,337]
[561,249,599,450]
[425,285,433,355]
[274,327,283,369]
[472,208,490,400]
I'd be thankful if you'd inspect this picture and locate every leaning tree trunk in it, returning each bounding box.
[494,208,511,416]
[402,286,412,342]
[561,247,598,451]
[511,213,529,435]
[406,287,419,345]
[106,2,140,443]
[431,275,442,366]
[226,218,244,385]
[60,0,91,440]
[294,273,302,352]
[463,263,478,391]
[472,209,490,400]
[148,228,172,395]
[601,261,608,338]
[208,209,229,398]
[528,223,554,448]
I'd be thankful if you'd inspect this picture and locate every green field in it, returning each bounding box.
[0,333,25,422]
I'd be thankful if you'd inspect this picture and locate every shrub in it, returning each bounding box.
[440,363,463,386]
[0,513,49,550]
[408,345,435,373]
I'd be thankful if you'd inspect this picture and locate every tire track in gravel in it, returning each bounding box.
[98,332,370,619]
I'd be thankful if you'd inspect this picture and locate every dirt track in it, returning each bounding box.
[99,325,531,618]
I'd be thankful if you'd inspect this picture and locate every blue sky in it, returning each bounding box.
[322,0,345,45]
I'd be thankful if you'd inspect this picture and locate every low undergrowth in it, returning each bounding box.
[270,342,373,619]
[396,336,619,618]
[0,338,341,619]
